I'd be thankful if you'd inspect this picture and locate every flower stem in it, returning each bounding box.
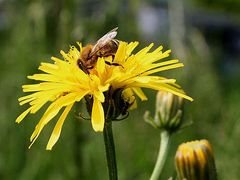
[103,121,118,180]
[150,130,170,180]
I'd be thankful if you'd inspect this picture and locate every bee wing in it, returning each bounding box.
[90,27,118,56]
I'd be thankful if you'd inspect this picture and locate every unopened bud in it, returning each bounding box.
[144,91,183,133]
[175,139,217,180]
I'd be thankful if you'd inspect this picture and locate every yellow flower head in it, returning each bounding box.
[16,38,192,150]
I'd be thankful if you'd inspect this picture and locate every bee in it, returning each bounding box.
[77,27,121,74]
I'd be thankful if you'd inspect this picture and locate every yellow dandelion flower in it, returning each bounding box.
[16,37,192,150]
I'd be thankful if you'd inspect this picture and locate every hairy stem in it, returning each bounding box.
[150,130,170,180]
[103,121,118,180]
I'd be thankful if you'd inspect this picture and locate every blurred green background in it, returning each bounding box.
[1,0,240,179]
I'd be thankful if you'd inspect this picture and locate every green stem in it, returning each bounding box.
[150,130,170,180]
[103,121,118,180]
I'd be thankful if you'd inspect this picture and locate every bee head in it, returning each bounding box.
[81,44,93,60]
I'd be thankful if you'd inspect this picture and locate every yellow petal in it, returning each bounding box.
[94,90,105,102]
[19,97,36,105]
[38,63,58,74]
[114,41,127,64]
[129,99,137,110]
[29,105,62,145]
[132,87,148,101]
[131,81,193,101]
[46,103,74,150]
[147,49,171,64]
[147,59,179,70]
[29,92,87,146]
[96,58,105,76]
[126,41,139,56]
[18,93,36,102]
[143,63,184,76]
[30,100,48,114]
[91,96,104,132]
[16,107,32,123]
[152,45,163,53]
[98,84,110,92]
[132,76,176,84]
[77,42,83,52]
[135,43,154,57]
[28,74,59,82]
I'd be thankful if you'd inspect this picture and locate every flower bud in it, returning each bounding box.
[144,91,183,133]
[175,139,217,180]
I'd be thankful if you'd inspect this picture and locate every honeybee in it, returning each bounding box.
[77,27,120,74]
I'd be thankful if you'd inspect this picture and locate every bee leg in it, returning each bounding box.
[105,61,123,68]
